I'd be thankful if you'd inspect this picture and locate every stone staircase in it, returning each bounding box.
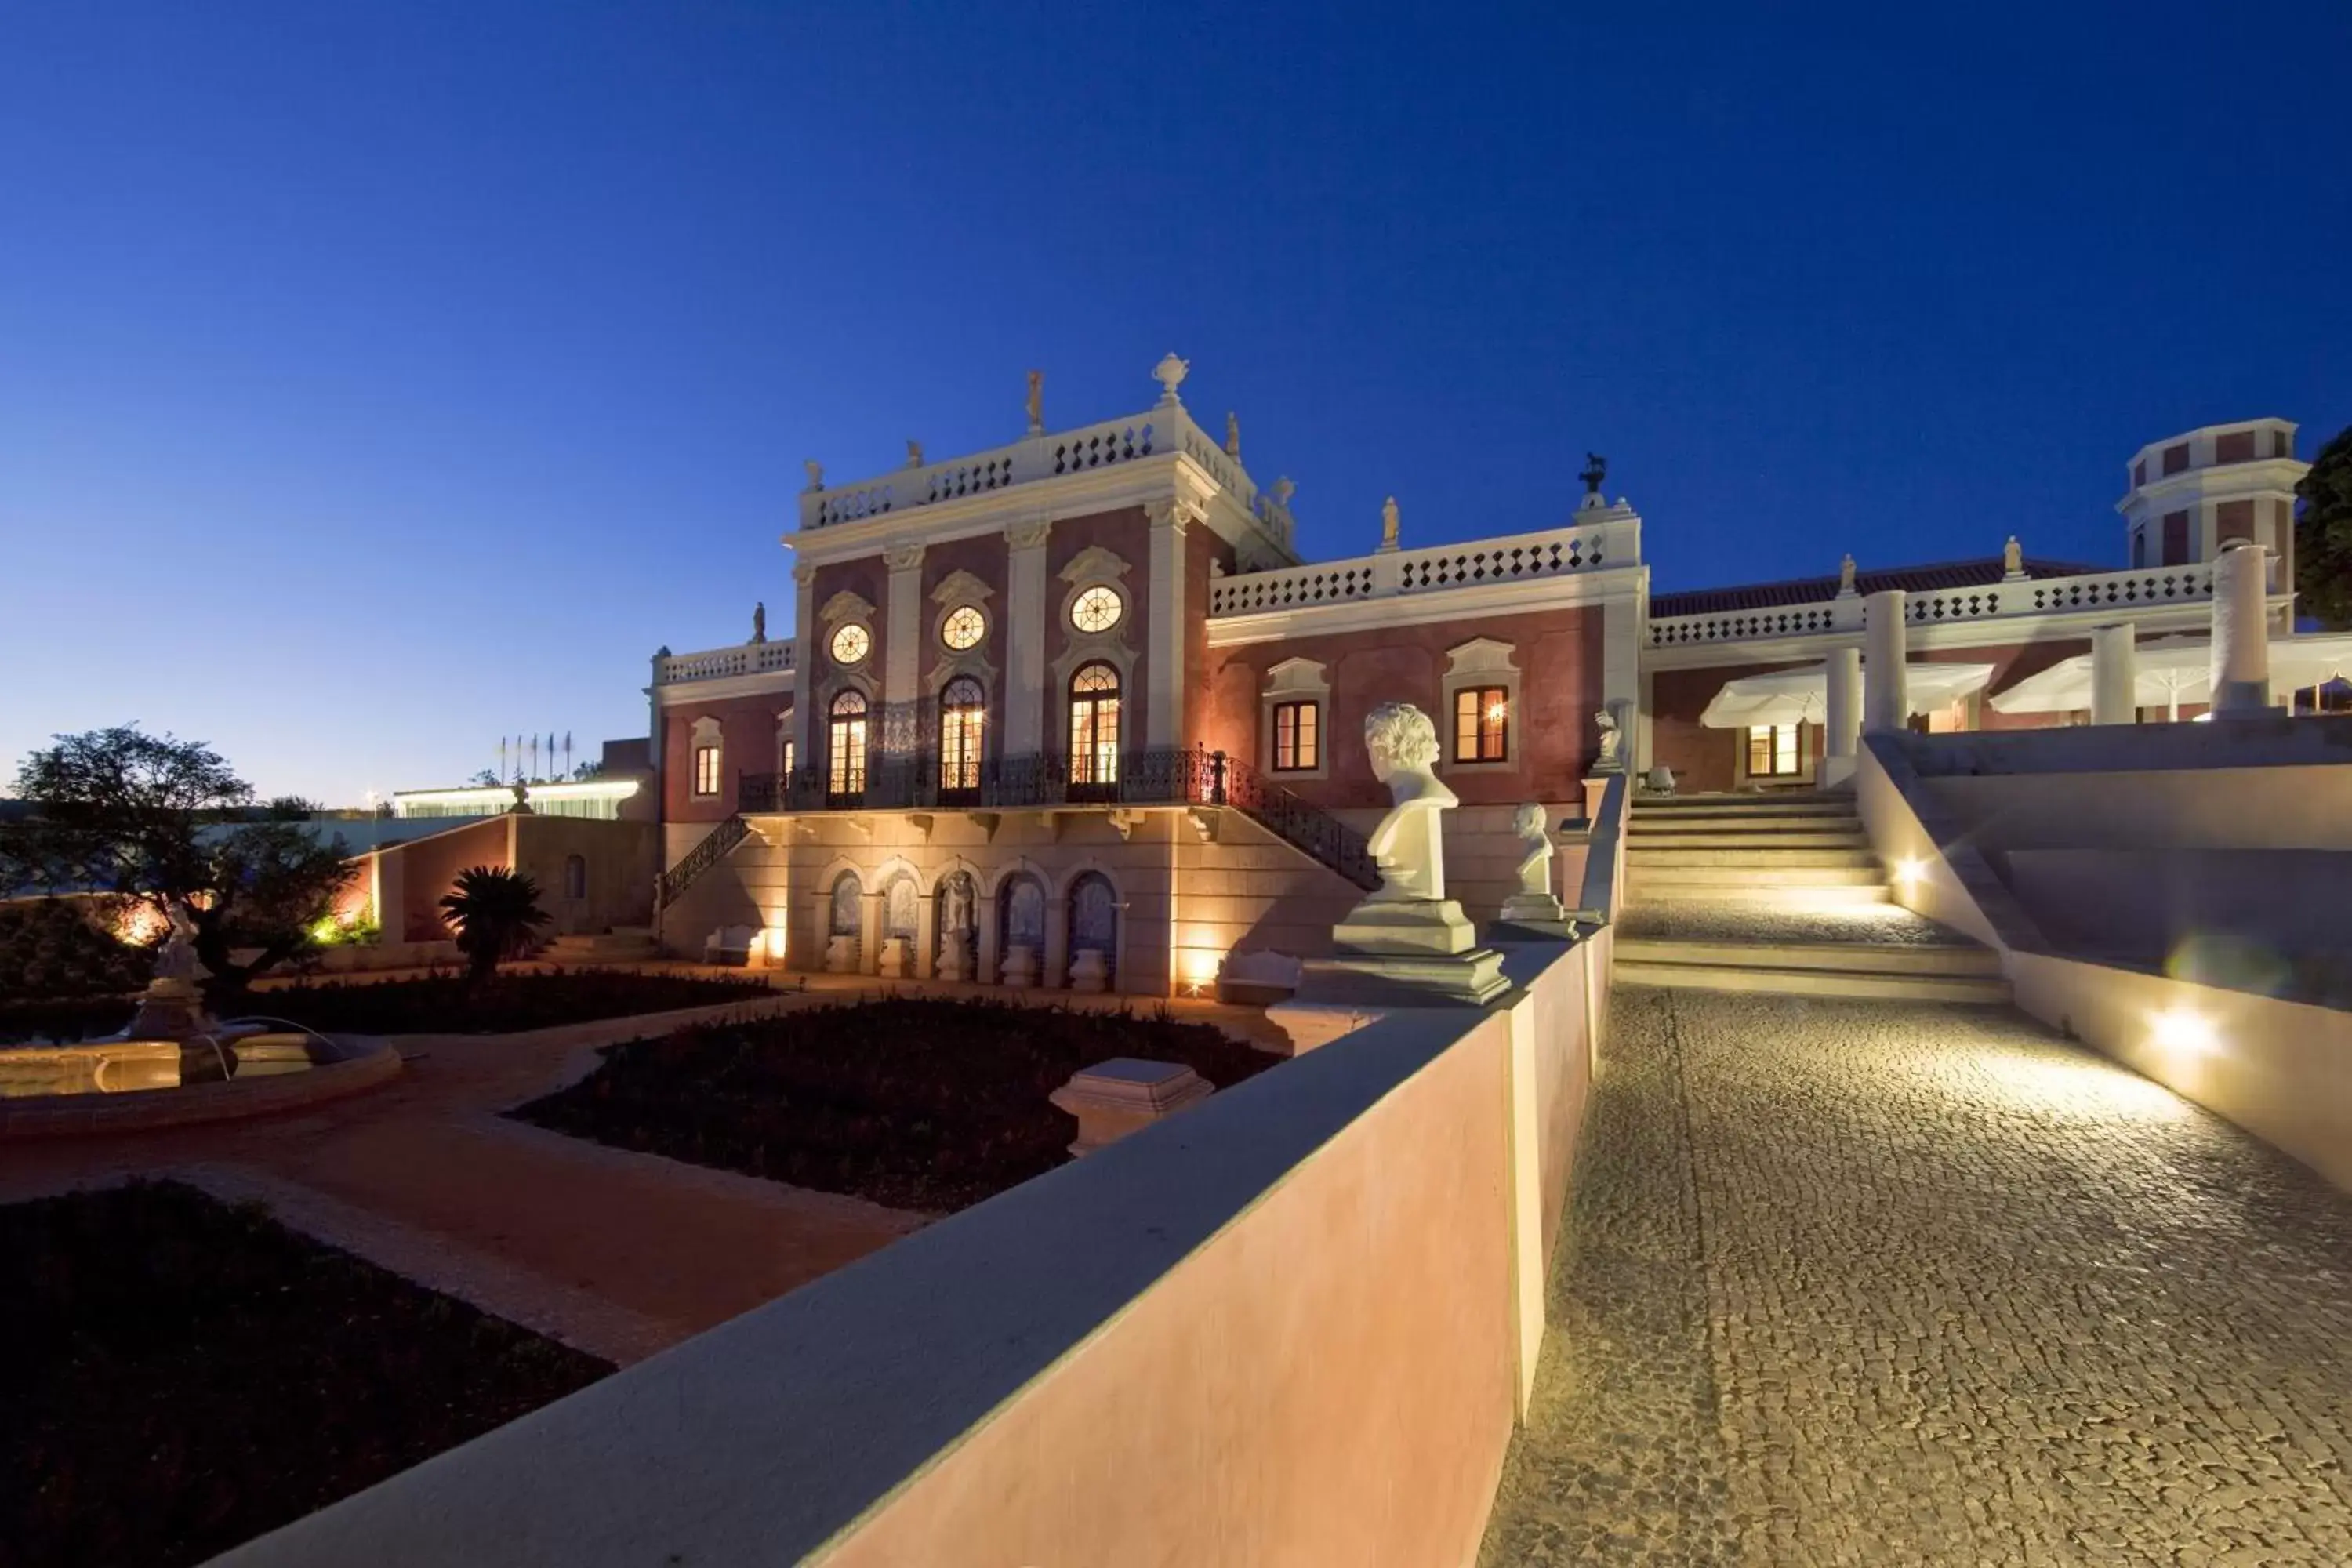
[1617,790,2010,1003]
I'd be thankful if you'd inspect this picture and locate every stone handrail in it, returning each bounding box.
[1647,562,2222,648]
[798,404,1283,545]
[1207,515,1638,619]
[654,641,795,686]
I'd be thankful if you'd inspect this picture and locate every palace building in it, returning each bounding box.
[643,358,2314,996]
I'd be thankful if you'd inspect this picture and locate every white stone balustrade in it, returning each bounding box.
[1207,515,1640,619]
[798,403,1293,550]
[1647,562,2226,650]
[654,640,795,687]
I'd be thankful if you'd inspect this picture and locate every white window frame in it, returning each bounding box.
[1439,638,1521,775]
[1259,656,1330,780]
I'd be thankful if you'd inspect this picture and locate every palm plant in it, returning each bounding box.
[437,866,551,985]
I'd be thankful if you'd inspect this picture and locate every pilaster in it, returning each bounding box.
[790,561,817,765]
[1145,497,1200,748]
[882,543,926,759]
[1004,516,1053,755]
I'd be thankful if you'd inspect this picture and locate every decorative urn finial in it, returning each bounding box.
[802,459,824,493]
[906,439,924,468]
[1152,353,1189,405]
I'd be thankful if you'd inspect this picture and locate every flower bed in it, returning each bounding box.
[511,996,1278,1212]
[252,966,775,1035]
[0,1180,608,1568]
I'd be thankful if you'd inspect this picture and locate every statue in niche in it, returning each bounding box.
[1025,370,1044,434]
[750,601,767,644]
[803,459,824,492]
[1378,495,1400,552]
[906,439,924,468]
[1838,554,1857,596]
[1360,702,1453,903]
[2003,535,2024,576]
[1593,706,1624,771]
[941,874,974,935]
[1225,411,1241,459]
[884,877,918,939]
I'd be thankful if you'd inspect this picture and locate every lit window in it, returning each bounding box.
[1453,687,1508,762]
[828,690,868,798]
[1069,662,1122,786]
[940,676,985,793]
[1746,723,1802,778]
[1070,585,1123,633]
[693,744,721,796]
[829,622,871,666]
[941,605,985,651]
[1273,700,1319,771]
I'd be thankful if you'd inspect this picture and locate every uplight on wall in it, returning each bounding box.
[2148,1006,2217,1060]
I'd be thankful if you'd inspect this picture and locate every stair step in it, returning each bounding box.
[1615,959,2013,1004]
[1624,829,1871,849]
[1635,797,1851,815]
[1626,848,1879,869]
[1615,938,2002,976]
[1629,863,1885,887]
[1629,883,1893,906]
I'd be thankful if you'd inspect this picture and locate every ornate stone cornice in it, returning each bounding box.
[793,560,818,586]
[1145,495,1207,532]
[883,543,927,572]
[819,590,877,626]
[1058,544,1132,585]
[1005,516,1054,551]
[930,568,996,605]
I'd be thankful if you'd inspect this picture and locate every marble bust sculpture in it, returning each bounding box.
[1361,702,1451,902]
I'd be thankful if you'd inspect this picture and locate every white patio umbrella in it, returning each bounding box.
[1699,661,1997,728]
[1987,632,2352,720]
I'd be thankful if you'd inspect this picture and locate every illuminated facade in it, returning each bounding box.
[647,366,2310,995]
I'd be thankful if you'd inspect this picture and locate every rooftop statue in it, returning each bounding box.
[1225,411,1240,459]
[2003,535,2025,577]
[1378,495,1400,552]
[1838,553,1857,595]
[906,439,924,468]
[1025,369,1044,434]
[1361,702,1452,903]
[1270,476,1296,507]
[1579,452,1607,495]
[802,459,823,493]
[751,601,766,644]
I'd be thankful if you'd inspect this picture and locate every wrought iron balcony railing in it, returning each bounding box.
[735,747,1378,890]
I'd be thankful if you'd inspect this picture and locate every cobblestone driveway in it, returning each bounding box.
[1483,985,2352,1566]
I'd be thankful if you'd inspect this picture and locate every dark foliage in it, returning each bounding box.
[437,865,551,985]
[0,1180,608,1568]
[256,966,771,1035]
[0,996,135,1046]
[2296,424,2352,630]
[0,727,354,1009]
[0,897,152,999]
[512,996,1277,1213]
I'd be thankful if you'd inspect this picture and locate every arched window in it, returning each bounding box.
[1069,662,1121,791]
[562,854,586,900]
[1069,872,1118,987]
[828,690,869,800]
[940,676,985,797]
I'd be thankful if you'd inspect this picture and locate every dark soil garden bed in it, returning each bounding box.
[511,996,1278,1213]
[0,996,137,1046]
[0,1180,609,1568]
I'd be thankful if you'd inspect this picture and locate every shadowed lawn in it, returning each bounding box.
[511,996,1278,1213]
[0,1181,610,1568]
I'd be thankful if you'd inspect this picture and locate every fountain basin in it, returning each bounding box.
[0,1029,401,1139]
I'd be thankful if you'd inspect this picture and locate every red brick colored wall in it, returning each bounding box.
[916,533,1011,758]
[2217,498,2255,543]
[2215,430,2256,465]
[388,818,510,942]
[1203,606,1605,808]
[1044,506,1151,750]
[662,693,791,822]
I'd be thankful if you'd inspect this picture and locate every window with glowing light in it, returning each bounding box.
[692,744,721,797]
[1272,700,1319,771]
[1069,585,1123,633]
[829,622,871,666]
[1454,687,1509,763]
[1069,662,1122,789]
[940,605,985,651]
[1745,722,1802,778]
[827,690,868,799]
[939,676,985,794]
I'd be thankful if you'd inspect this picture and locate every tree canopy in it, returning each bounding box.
[1,727,354,1005]
[2294,424,2352,630]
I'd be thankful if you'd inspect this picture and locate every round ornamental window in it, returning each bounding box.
[829,623,871,666]
[1070,585,1123,634]
[941,605,985,651]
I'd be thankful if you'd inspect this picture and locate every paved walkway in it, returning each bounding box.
[2,973,1285,1366]
[1483,984,2352,1566]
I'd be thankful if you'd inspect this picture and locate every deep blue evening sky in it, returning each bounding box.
[3,2,2345,803]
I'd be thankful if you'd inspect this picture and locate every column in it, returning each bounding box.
[1041,891,1069,990]
[1145,498,1197,748]
[881,543,925,759]
[2210,542,2272,717]
[1824,644,1863,759]
[2090,623,2138,725]
[914,887,938,981]
[789,561,816,768]
[1862,590,1909,735]
[976,892,1002,985]
[1003,517,1052,756]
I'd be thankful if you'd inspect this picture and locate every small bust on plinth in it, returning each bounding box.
[1292,702,1508,1007]
[1591,706,1624,775]
[1497,801,1571,935]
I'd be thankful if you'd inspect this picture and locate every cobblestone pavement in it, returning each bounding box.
[1483,985,2352,1566]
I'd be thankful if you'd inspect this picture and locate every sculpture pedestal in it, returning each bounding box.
[1492,890,1573,942]
[1000,942,1039,989]
[1298,896,1508,1007]
[1069,949,1109,994]
[823,935,856,975]
[935,937,969,983]
[877,938,910,978]
[1050,1058,1212,1155]
[125,978,213,1042]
